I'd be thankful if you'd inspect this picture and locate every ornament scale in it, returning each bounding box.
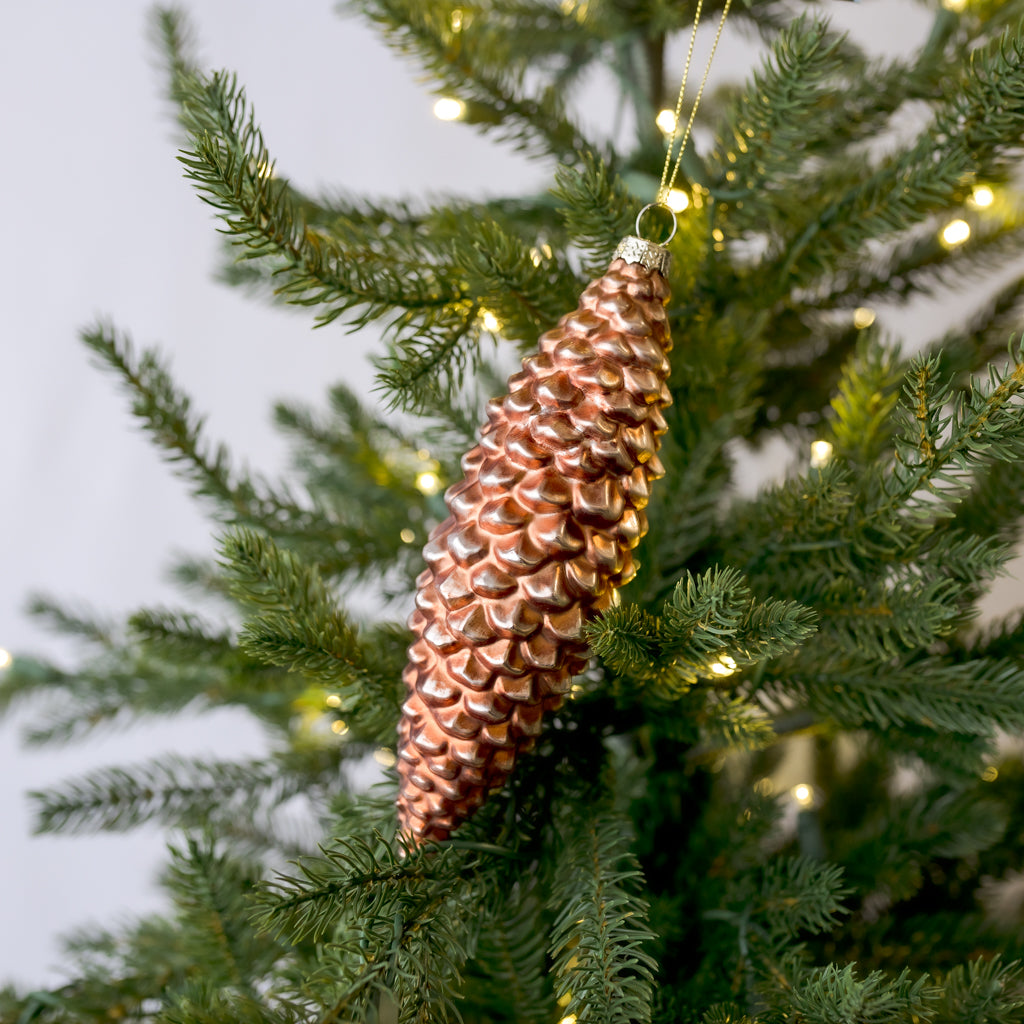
[396,232,674,845]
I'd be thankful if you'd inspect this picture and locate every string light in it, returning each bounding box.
[810,440,834,468]
[415,470,442,495]
[373,748,398,767]
[710,653,737,677]
[0,648,10,670]
[417,448,431,460]
[331,720,349,736]
[529,242,554,266]
[942,0,967,10]
[325,693,342,708]
[754,777,775,796]
[982,765,999,782]
[557,992,572,1008]
[853,307,876,329]
[450,7,463,30]
[400,527,416,544]
[792,783,814,808]
[941,218,971,247]
[433,97,465,121]
[970,185,994,208]
[558,1016,578,1024]
[480,309,501,332]
[656,109,677,136]
[665,188,690,212]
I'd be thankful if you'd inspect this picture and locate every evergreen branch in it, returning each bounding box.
[158,983,301,1024]
[176,70,464,327]
[933,956,1024,1024]
[547,807,657,1024]
[29,754,303,836]
[826,334,905,473]
[461,883,551,1024]
[879,343,1024,524]
[708,15,847,205]
[354,0,597,161]
[81,324,341,544]
[699,695,776,754]
[552,153,636,277]
[782,657,1024,736]
[757,857,848,940]
[24,594,117,648]
[589,566,817,690]
[164,836,280,995]
[450,218,581,342]
[766,24,1024,291]
[219,528,402,740]
[256,835,478,1022]
[769,963,937,1024]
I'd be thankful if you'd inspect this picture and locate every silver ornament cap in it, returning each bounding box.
[612,236,671,277]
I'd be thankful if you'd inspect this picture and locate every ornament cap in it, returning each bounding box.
[612,235,671,277]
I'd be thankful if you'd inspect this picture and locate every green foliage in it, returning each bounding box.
[8,2,1024,1022]
[255,834,480,1023]
[547,806,657,1024]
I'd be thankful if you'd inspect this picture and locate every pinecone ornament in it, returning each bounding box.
[397,235,673,845]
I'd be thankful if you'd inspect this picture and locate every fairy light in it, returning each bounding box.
[417,448,431,460]
[480,309,501,332]
[792,783,814,808]
[558,1016,578,1024]
[666,188,690,212]
[325,693,342,708]
[656,108,677,136]
[941,218,971,247]
[942,0,967,10]
[373,748,398,768]
[754,777,775,797]
[853,307,876,329]
[400,527,416,544]
[982,765,999,782]
[450,7,463,30]
[710,652,738,677]
[415,471,442,495]
[0,649,10,670]
[557,992,572,1008]
[433,97,466,121]
[970,185,994,208]
[810,440,834,468]
[331,720,349,736]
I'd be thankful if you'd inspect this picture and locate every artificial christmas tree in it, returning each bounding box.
[6,2,1024,1022]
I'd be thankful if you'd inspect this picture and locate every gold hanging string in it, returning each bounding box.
[656,0,735,206]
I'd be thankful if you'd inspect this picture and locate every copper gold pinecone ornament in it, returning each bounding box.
[397,231,673,845]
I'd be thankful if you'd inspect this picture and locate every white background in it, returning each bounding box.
[1,0,1014,988]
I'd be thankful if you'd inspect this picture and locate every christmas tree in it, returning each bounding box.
[5,1,1024,1020]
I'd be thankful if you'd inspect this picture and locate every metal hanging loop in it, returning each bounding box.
[635,203,678,246]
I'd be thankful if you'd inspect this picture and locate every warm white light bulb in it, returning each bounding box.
[656,109,677,135]
[450,7,463,31]
[331,720,349,735]
[374,748,398,767]
[810,440,834,468]
[710,657,736,677]
[666,188,690,212]
[852,307,876,329]
[942,218,971,247]
[0,649,10,670]
[415,471,441,495]
[942,0,967,10]
[325,693,342,708]
[400,527,416,544]
[792,783,814,808]
[433,97,465,121]
[971,185,994,208]
[481,309,501,332]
